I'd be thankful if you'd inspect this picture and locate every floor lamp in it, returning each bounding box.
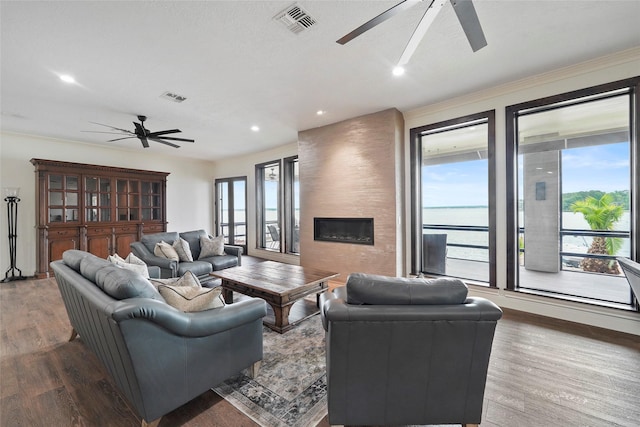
[3,187,26,282]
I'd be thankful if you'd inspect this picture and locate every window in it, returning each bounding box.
[215,177,247,252]
[256,161,281,250]
[410,111,496,285]
[284,156,300,254]
[507,77,639,309]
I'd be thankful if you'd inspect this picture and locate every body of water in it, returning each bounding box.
[423,207,631,262]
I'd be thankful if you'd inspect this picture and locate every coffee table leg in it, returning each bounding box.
[270,303,292,332]
[222,287,234,304]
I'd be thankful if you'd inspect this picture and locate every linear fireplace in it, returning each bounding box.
[314,217,374,245]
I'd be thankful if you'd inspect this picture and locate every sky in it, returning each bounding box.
[423,142,630,208]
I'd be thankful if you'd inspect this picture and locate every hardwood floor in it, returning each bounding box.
[1,274,639,426]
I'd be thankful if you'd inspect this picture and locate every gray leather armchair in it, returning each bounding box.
[320,273,502,427]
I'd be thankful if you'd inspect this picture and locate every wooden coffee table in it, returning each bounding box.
[210,261,339,333]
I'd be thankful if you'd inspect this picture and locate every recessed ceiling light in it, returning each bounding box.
[59,74,76,84]
[392,66,405,77]
[317,110,325,116]
[251,125,260,132]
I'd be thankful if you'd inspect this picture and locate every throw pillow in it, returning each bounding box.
[107,253,149,278]
[158,285,225,312]
[149,270,201,289]
[199,234,226,258]
[154,241,179,261]
[173,237,194,262]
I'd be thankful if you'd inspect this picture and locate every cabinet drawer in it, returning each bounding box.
[115,225,138,233]
[144,224,165,233]
[87,226,113,236]
[48,228,78,238]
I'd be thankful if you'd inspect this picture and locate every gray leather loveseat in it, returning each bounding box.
[130,229,241,285]
[320,273,502,426]
[51,249,266,427]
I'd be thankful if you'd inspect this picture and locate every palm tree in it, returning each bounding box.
[570,193,624,274]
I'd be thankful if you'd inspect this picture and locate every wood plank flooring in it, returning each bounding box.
[1,273,639,426]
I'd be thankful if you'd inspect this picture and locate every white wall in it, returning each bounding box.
[404,47,640,335]
[210,141,299,264]
[0,132,214,276]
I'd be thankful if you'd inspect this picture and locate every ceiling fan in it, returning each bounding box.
[84,115,195,148]
[337,0,487,68]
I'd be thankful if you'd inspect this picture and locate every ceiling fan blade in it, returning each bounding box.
[107,137,136,142]
[397,0,442,66]
[450,0,487,52]
[89,121,135,135]
[149,137,180,148]
[148,129,181,137]
[336,0,421,44]
[153,136,195,143]
[139,136,150,148]
[82,130,131,135]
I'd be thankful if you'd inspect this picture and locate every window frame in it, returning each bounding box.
[283,155,300,255]
[410,110,497,287]
[255,160,282,250]
[505,76,640,308]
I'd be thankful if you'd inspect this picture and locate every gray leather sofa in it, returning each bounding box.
[320,273,502,426]
[130,229,242,285]
[51,249,267,427]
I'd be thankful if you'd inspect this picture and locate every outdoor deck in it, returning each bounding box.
[443,258,632,307]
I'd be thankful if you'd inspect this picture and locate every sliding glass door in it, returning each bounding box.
[215,177,247,253]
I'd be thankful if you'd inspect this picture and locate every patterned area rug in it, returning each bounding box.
[212,315,327,427]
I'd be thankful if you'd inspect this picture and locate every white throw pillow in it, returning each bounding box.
[149,271,201,289]
[173,237,194,262]
[108,252,149,278]
[199,235,226,258]
[158,285,225,312]
[154,241,179,261]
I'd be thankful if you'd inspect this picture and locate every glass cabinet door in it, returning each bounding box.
[116,179,140,221]
[48,174,79,223]
[85,177,111,221]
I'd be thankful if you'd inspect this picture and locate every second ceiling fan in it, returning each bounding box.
[337,0,487,67]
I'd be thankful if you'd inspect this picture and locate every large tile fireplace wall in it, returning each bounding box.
[298,108,405,281]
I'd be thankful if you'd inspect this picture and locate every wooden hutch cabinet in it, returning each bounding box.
[31,159,169,278]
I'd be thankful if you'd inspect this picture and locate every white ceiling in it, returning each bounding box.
[2,1,639,161]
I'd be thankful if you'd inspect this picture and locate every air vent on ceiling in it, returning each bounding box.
[274,3,317,34]
[160,91,187,103]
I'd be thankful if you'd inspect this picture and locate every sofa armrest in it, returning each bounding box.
[130,241,178,274]
[111,297,267,337]
[223,245,243,266]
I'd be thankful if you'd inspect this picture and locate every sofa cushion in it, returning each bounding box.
[158,285,225,312]
[95,265,164,301]
[346,273,468,305]
[154,241,180,261]
[63,249,96,272]
[200,234,226,258]
[200,255,238,271]
[79,255,112,284]
[176,261,213,277]
[179,229,207,260]
[173,237,194,262]
[141,231,179,253]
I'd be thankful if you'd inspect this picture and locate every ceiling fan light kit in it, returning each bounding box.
[337,0,486,69]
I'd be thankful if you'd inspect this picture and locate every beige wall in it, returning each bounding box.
[0,133,214,276]
[298,108,404,281]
